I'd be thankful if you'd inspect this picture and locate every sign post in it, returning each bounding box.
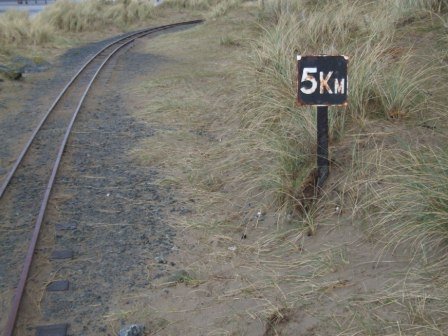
[316,105,329,187]
[297,55,348,188]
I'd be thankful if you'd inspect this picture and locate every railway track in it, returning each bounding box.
[0,20,202,336]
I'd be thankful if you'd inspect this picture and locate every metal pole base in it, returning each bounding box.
[316,106,329,189]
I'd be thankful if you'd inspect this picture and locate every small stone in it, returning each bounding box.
[118,324,145,336]
[50,250,74,260]
[153,272,165,279]
[35,323,68,336]
[155,256,167,264]
[47,280,69,292]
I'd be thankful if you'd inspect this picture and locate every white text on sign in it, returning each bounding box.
[300,68,345,95]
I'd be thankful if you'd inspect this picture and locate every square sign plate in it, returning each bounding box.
[297,55,348,106]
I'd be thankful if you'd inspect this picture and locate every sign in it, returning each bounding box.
[295,55,349,189]
[297,55,348,106]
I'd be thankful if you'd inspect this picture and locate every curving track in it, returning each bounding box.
[0,20,202,336]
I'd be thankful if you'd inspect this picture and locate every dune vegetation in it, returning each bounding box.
[38,0,156,32]
[0,0,159,62]
[235,0,446,209]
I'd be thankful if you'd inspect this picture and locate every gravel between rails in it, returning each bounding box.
[0,23,200,335]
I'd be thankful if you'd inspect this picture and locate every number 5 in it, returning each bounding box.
[300,67,317,94]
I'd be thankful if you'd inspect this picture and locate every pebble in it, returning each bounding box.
[118,324,145,336]
[155,255,167,264]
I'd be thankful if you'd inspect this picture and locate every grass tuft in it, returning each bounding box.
[207,0,242,19]
[0,10,54,46]
[38,0,155,32]
[370,146,448,259]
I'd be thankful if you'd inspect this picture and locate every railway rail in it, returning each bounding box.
[0,20,202,336]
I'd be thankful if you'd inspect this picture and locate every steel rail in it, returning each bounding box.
[0,20,202,199]
[3,20,203,336]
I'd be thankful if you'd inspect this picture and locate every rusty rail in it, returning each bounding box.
[2,20,203,336]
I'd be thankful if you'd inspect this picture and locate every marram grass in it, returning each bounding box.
[38,0,155,32]
[230,0,446,217]
[0,0,156,55]
[371,147,448,258]
[0,10,54,46]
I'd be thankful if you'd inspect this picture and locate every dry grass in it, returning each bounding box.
[206,0,242,19]
[366,145,448,261]
[38,0,156,32]
[162,0,234,10]
[0,10,55,51]
[0,0,156,43]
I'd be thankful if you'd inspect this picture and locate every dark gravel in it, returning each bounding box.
[1,30,166,333]
[2,23,200,335]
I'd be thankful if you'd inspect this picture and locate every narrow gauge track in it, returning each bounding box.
[0,20,202,336]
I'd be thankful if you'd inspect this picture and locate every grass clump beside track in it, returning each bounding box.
[162,0,235,10]
[38,0,156,32]
[162,0,246,19]
[0,0,156,42]
[0,10,55,48]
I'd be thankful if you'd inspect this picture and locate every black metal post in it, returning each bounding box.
[316,106,329,188]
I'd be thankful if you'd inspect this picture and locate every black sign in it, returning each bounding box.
[297,55,348,106]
